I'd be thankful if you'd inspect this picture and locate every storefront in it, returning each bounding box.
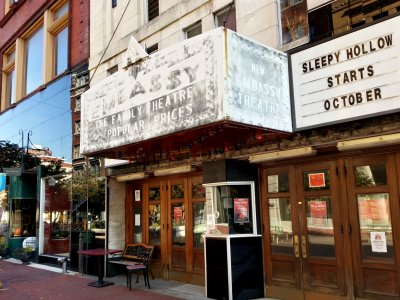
[80,27,292,286]
[260,14,400,300]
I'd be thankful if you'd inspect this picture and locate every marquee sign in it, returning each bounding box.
[290,16,400,130]
[81,28,291,155]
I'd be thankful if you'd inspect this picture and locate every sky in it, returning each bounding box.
[0,75,72,162]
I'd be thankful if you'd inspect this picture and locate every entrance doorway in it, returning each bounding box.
[128,174,206,284]
[261,154,400,299]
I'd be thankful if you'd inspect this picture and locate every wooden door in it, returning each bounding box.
[140,175,205,283]
[346,154,400,299]
[262,161,346,299]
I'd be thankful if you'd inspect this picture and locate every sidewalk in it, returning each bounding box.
[0,259,192,300]
[0,259,279,300]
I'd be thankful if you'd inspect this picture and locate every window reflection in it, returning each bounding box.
[171,184,184,199]
[149,186,160,201]
[55,27,68,76]
[10,199,36,237]
[268,174,289,193]
[149,204,160,244]
[357,193,393,259]
[193,202,206,248]
[25,26,44,95]
[355,164,387,187]
[306,196,335,257]
[268,198,293,255]
[192,183,205,198]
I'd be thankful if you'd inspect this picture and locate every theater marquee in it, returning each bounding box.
[80,28,291,155]
[290,16,400,130]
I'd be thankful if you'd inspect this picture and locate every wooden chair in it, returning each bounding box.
[126,249,152,289]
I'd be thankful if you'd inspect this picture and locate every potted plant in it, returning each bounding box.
[15,246,34,263]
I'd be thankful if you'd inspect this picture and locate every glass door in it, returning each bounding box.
[294,161,346,296]
[346,154,400,299]
[263,162,346,299]
[168,178,186,274]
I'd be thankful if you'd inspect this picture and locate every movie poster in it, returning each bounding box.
[234,198,249,223]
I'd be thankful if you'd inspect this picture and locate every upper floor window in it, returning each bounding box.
[48,1,69,77]
[24,25,44,95]
[185,22,202,39]
[1,0,69,112]
[1,46,16,110]
[4,0,16,14]
[147,0,159,22]
[215,4,237,31]
[146,43,158,54]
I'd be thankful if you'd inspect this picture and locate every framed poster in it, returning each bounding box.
[308,173,326,188]
[234,198,249,224]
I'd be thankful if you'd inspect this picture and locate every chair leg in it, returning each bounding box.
[127,272,132,290]
[136,272,139,283]
[145,269,150,289]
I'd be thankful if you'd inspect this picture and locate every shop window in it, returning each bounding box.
[10,199,36,238]
[147,0,159,22]
[185,21,202,39]
[215,4,237,31]
[1,46,16,111]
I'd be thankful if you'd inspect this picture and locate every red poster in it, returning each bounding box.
[309,201,327,225]
[234,198,249,224]
[309,173,326,188]
[174,207,183,223]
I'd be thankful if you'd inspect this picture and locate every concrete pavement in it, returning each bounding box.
[0,259,185,300]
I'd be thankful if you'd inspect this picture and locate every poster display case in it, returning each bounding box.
[203,181,257,235]
[203,181,263,299]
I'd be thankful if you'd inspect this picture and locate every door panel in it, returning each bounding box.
[295,162,345,295]
[263,154,400,300]
[139,175,205,283]
[346,155,400,299]
[263,162,346,299]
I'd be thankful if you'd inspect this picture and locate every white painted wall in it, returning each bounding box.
[107,178,126,250]
[89,0,280,85]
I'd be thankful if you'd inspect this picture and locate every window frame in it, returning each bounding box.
[184,21,202,40]
[1,45,16,111]
[214,4,237,31]
[146,0,159,22]
[1,0,69,110]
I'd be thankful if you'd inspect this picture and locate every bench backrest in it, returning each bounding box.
[122,243,154,261]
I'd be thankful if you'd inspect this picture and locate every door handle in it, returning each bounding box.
[294,235,300,258]
[301,235,308,259]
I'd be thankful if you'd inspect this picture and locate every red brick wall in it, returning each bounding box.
[70,0,90,68]
[0,0,47,48]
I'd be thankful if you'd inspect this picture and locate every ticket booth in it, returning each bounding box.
[203,160,264,300]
